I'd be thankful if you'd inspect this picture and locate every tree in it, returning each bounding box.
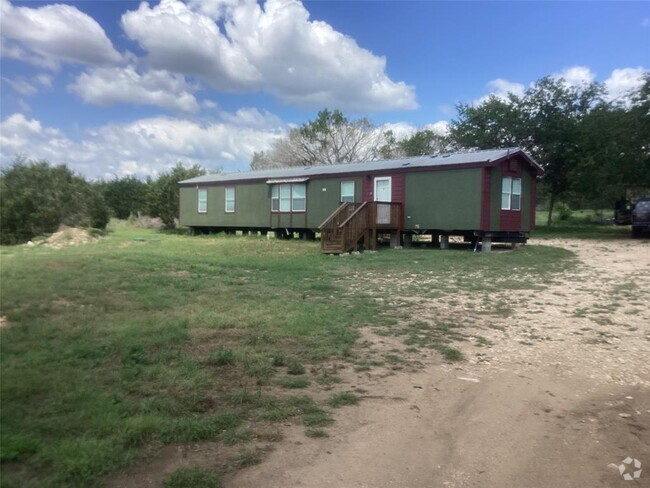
[450,95,526,150]
[398,129,451,157]
[251,109,384,169]
[450,77,604,224]
[0,157,109,244]
[146,163,205,228]
[98,176,148,219]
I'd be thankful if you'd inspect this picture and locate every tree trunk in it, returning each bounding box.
[547,193,555,226]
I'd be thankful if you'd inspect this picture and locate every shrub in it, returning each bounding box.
[0,158,110,244]
[556,202,573,221]
[208,346,235,366]
[287,361,305,375]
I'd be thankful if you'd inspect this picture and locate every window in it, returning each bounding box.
[280,184,291,212]
[225,187,235,213]
[501,177,522,211]
[292,183,306,211]
[198,188,207,213]
[271,183,307,212]
[271,185,280,211]
[341,181,355,203]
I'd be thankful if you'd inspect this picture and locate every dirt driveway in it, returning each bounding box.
[229,238,650,488]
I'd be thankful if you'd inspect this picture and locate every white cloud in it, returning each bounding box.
[202,99,219,110]
[121,0,416,111]
[219,107,284,129]
[69,65,200,113]
[379,120,450,139]
[552,66,595,87]
[1,72,53,96]
[473,78,525,105]
[1,77,38,96]
[0,111,286,178]
[604,67,647,104]
[425,121,450,136]
[0,0,121,68]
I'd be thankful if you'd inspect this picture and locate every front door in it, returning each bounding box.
[374,177,392,224]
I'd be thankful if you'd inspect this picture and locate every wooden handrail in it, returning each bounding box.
[319,201,403,253]
[319,202,351,230]
[338,201,369,228]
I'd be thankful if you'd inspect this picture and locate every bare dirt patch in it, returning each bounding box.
[229,238,650,488]
[0,316,11,329]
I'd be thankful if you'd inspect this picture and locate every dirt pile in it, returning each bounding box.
[39,226,99,249]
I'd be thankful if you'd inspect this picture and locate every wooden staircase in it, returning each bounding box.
[319,201,402,254]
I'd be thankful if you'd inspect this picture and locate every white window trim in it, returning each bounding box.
[291,183,306,213]
[225,187,235,213]
[270,183,306,213]
[198,188,208,213]
[374,176,392,202]
[341,180,355,203]
[501,176,522,211]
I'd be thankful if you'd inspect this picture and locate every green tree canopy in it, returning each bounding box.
[146,163,205,229]
[0,157,109,244]
[98,176,148,220]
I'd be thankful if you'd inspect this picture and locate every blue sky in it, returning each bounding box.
[1,0,648,178]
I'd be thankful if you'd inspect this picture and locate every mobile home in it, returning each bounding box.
[178,147,543,253]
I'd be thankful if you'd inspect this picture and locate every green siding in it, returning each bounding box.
[404,169,482,230]
[180,177,361,229]
[180,183,269,227]
[306,177,362,228]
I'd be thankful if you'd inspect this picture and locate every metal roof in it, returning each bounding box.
[179,147,541,185]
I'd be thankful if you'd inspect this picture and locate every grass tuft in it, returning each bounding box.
[287,361,306,375]
[278,377,310,389]
[328,391,360,407]
[208,346,236,366]
[163,467,222,488]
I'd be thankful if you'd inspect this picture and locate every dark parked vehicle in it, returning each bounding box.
[631,197,650,238]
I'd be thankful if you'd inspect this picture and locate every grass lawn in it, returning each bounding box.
[0,221,574,487]
[534,208,632,239]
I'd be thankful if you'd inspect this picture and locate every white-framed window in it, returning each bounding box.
[271,185,280,212]
[225,187,235,213]
[501,176,522,211]
[341,180,355,203]
[271,183,307,212]
[280,184,291,212]
[198,188,207,213]
[292,183,306,211]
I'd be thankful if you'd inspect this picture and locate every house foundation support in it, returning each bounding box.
[390,231,401,248]
[403,233,413,248]
[482,237,492,252]
[440,235,449,249]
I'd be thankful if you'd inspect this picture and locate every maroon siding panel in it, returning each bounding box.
[362,173,405,203]
[500,159,523,232]
[530,176,537,231]
[480,168,491,231]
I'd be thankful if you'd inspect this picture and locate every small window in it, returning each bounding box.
[280,184,291,212]
[501,177,522,211]
[511,178,521,211]
[341,181,355,203]
[225,187,235,213]
[292,183,306,212]
[271,185,279,211]
[198,188,207,213]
